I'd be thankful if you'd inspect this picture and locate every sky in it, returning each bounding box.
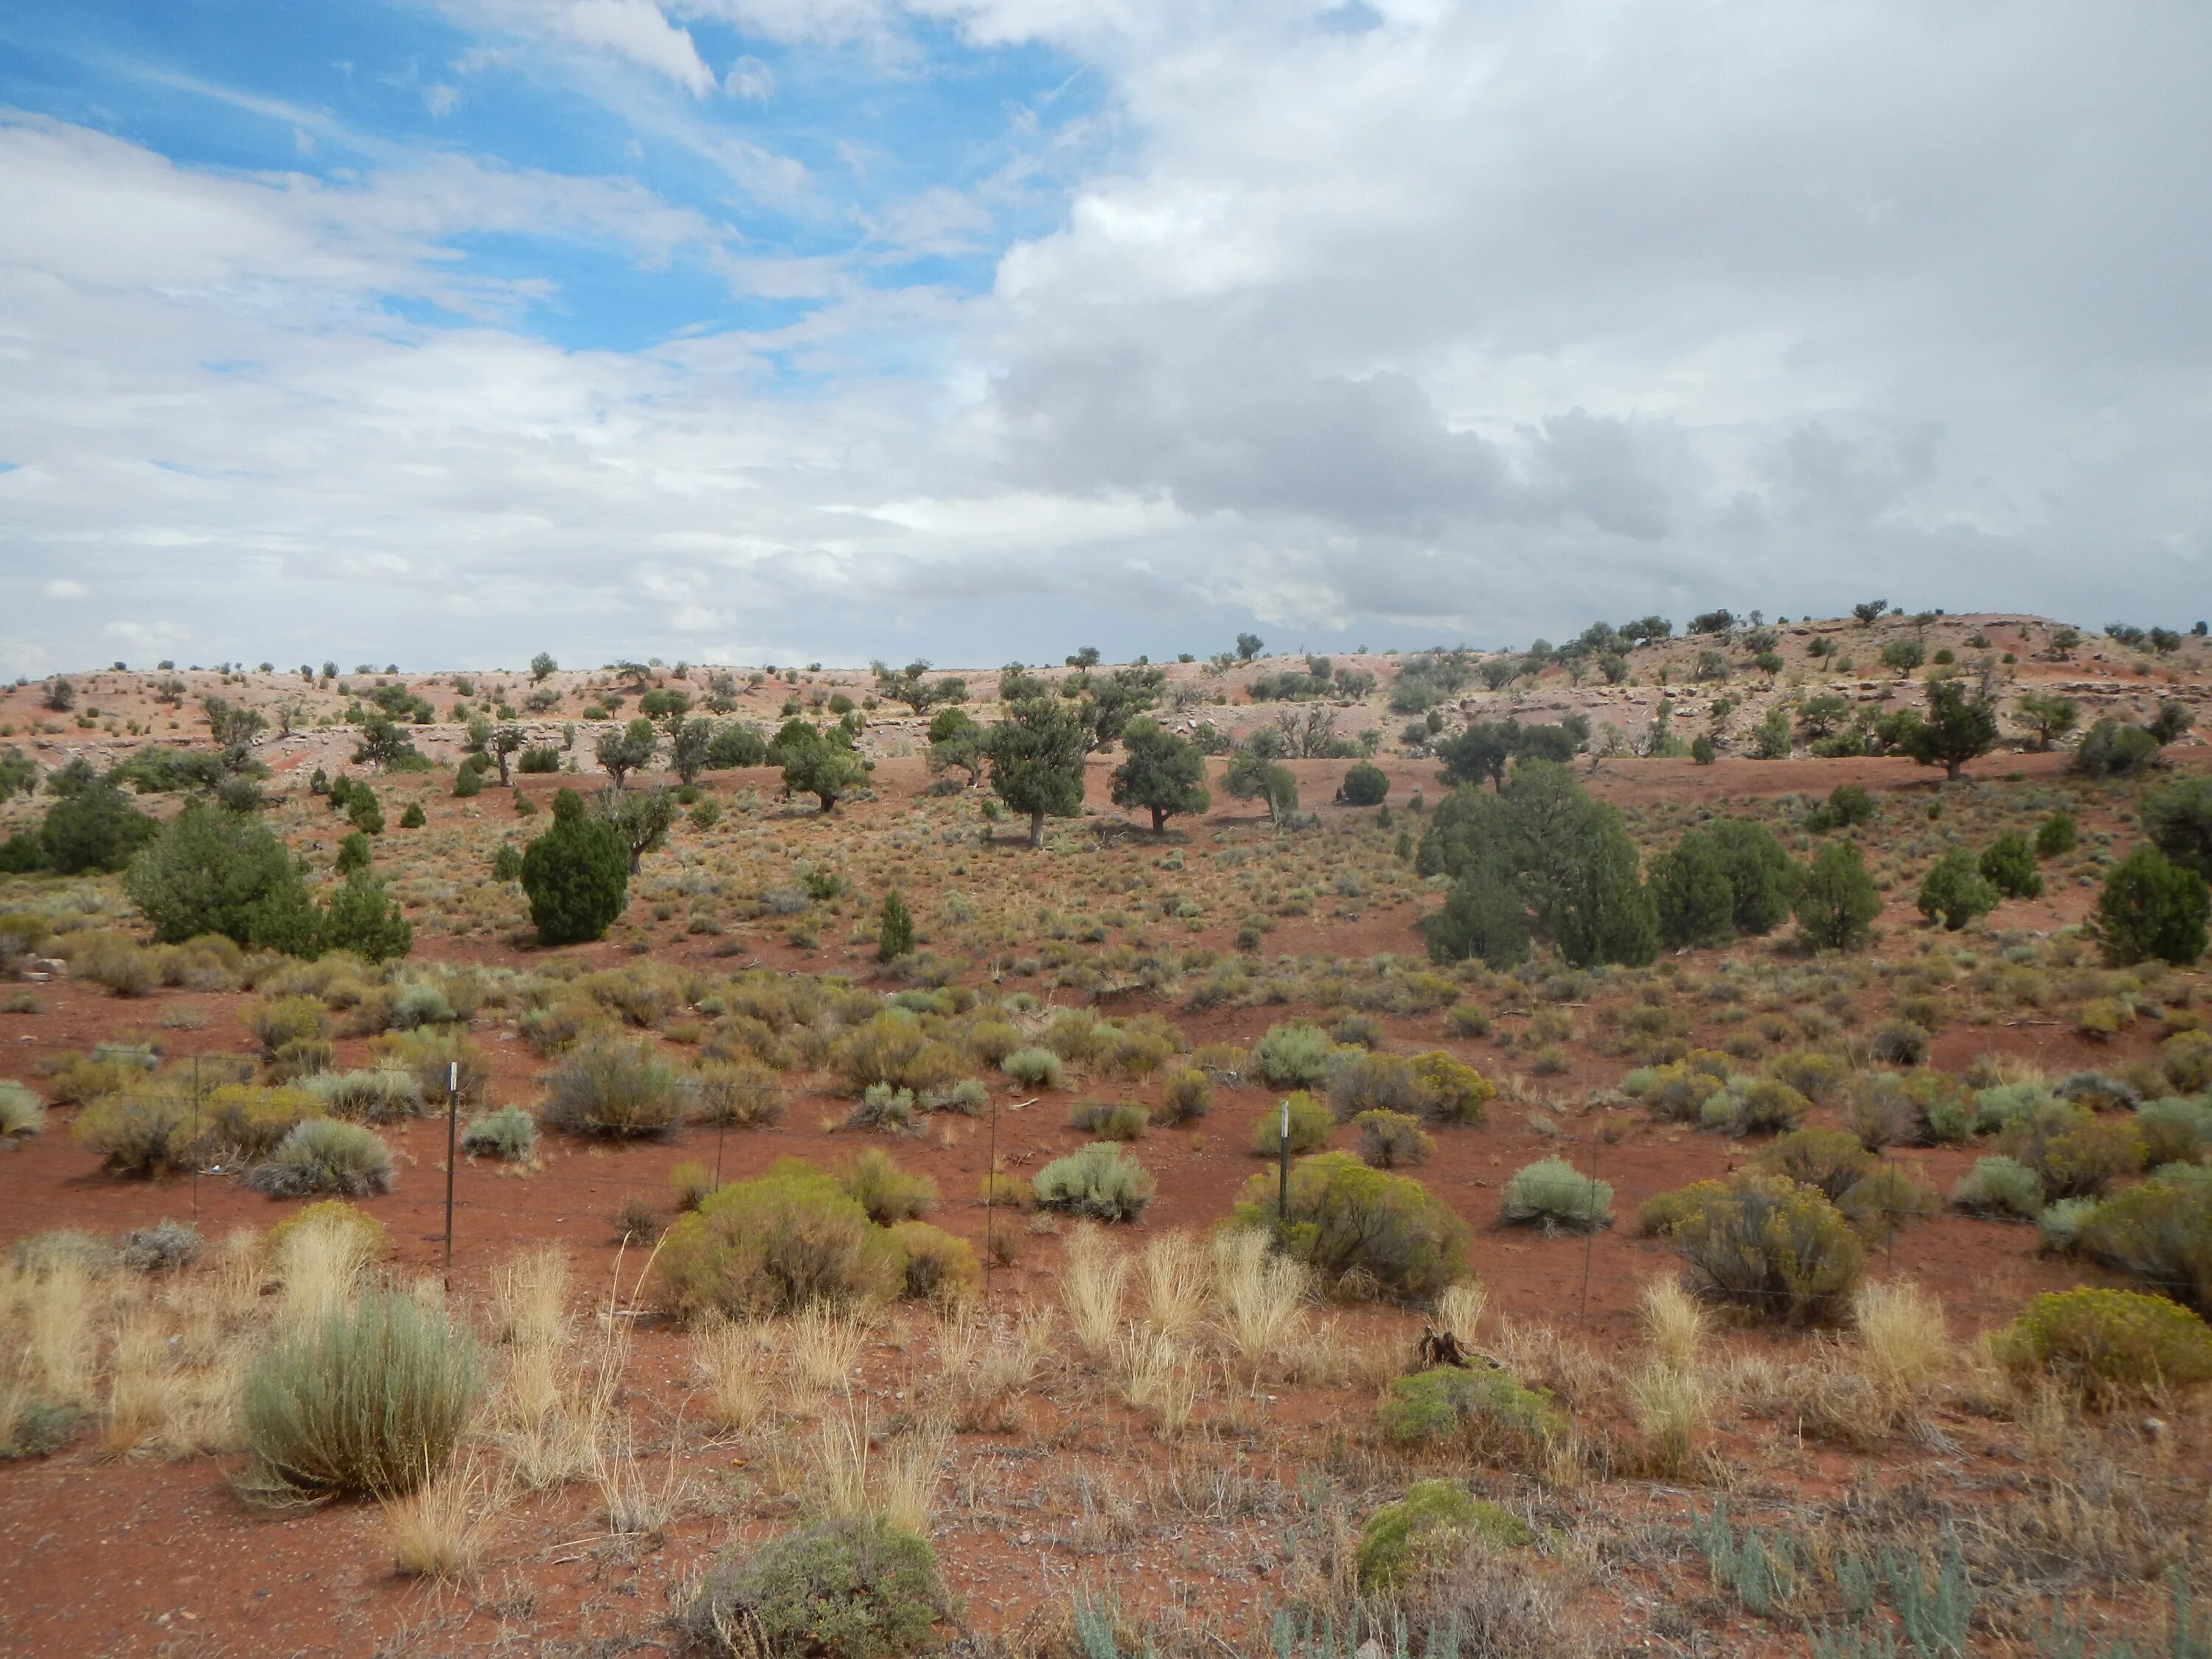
[1,1,2208,676]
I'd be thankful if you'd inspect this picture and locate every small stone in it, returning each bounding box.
[2144,1416,2168,1437]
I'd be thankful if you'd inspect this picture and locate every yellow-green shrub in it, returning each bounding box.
[1992,1287,2212,1400]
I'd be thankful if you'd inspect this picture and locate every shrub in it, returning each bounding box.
[1230,1152,1469,1301]
[1997,1102,2142,1199]
[1408,1050,1495,1125]
[1252,1023,1333,1088]
[246,1119,397,1198]
[1952,1155,2045,1220]
[1375,1366,1562,1454]
[1795,841,1880,950]
[655,1159,900,1321]
[998,1046,1063,1090]
[2037,1197,2102,1255]
[1916,848,1998,931]
[1992,1287,2212,1402]
[1980,832,2045,899]
[541,1040,690,1138]
[2076,1174,2212,1312]
[684,1517,949,1659]
[74,933,157,997]
[1354,1109,1433,1168]
[0,1080,44,1143]
[1357,1481,1531,1592]
[301,1065,425,1124]
[459,1105,538,1161]
[1769,1050,1851,1106]
[1326,1048,1424,1118]
[72,1091,198,1177]
[239,1290,480,1501]
[834,1015,965,1099]
[886,1221,978,1305]
[123,802,305,948]
[2162,1030,2212,1093]
[520,789,630,945]
[2037,812,2079,858]
[1674,1172,1864,1325]
[1754,1127,1875,1202]
[43,782,159,874]
[119,1220,204,1273]
[1335,762,1389,807]
[693,1060,785,1127]
[1155,1067,1211,1124]
[2096,847,2209,967]
[1033,1143,1156,1222]
[2142,777,2212,881]
[1834,1162,1940,1242]
[264,1199,391,1266]
[1868,1019,1930,1067]
[842,1148,937,1223]
[2138,1095,2212,1166]
[1697,1077,1809,1137]
[1253,1091,1334,1155]
[1500,1156,1613,1233]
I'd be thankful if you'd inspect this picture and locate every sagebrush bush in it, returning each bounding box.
[1769,1050,1851,1106]
[654,1158,900,1321]
[541,1039,689,1138]
[1251,1022,1333,1088]
[1499,1156,1612,1233]
[842,1148,937,1223]
[1992,1287,2212,1401]
[119,1219,204,1273]
[71,1091,198,1177]
[1697,1076,1809,1138]
[1952,1155,2046,1220]
[1357,1481,1530,1592]
[886,1221,978,1305]
[835,1013,964,1097]
[1155,1067,1211,1124]
[201,1083,320,1160]
[459,1105,538,1161]
[301,1065,424,1124]
[1033,1143,1156,1222]
[999,1046,1063,1090]
[692,1059,785,1127]
[1253,1091,1334,1156]
[1996,1102,2143,1200]
[1672,1172,1864,1326]
[1754,1128,1874,1201]
[1068,1099,1149,1141]
[1231,1152,1469,1302]
[244,995,328,1057]
[2162,1031,2212,1094]
[1375,1366,1562,1455]
[2076,1173,2212,1312]
[239,1290,480,1501]
[684,1517,949,1659]
[2138,1095,2212,1166]
[246,1119,396,1198]
[0,1079,44,1143]
[1354,1109,1433,1169]
[1326,1048,1424,1118]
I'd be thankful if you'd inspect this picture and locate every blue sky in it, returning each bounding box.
[1,1,2208,675]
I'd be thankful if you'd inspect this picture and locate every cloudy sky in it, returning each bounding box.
[2,1,2208,676]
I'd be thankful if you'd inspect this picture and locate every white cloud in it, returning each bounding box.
[425,83,463,116]
[42,579,88,599]
[4,2,2212,677]
[723,55,774,100]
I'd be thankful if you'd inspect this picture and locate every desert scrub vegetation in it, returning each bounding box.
[1033,1142,1156,1222]
[1499,1156,1613,1233]
[1355,1480,1531,1592]
[0,1079,44,1143]
[1376,1365,1562,1458]
[1230,1152,1470,1301]
[1353,1108,1432,1167]
[1651,1171,1865,1325]
[245,1119,396,1198]
[540,1037,690,1138]
[1254,1091,1335,1155]
[654,1158,902,1321]
[1992,1287,2212,1401]
[685,1515,950,1659]
[459,1105,538,1161]
[237,1288,480,1502]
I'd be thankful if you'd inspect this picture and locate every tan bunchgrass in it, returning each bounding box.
[695,1317,773,1434]
[99,1311,172,1456]
[26,1257,98,1405]
[813,1406,874,1520]
[1061,1226,1130,1360]
[788,1303,869,1394]
[1641,1277,1708,1372]
[271,1218,372,1329]
[489,1245,570,1350]
[386,1455,504,1581]
[1627,1360,1706,1478]
[596,1419,686,1537]
[876,1420,950,1534]
[1140,1234,1209,1341]
[812,1405,948,1533]
[1854,1279,1950,1413]
[1210,1230,1310,1369]
[1119,1326,1199,1436]
[933,1308,1045,1430]
[1436,1280,1488,1351]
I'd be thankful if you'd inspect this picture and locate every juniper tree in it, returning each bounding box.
[1109,719,1211,833]
[986,698,1087,846]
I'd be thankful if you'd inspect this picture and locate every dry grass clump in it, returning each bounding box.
[1061,1225,1131,1360]
[384,1456,506,1581]
[789,1302,872,1394]
[1210,1228,1312,1371]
